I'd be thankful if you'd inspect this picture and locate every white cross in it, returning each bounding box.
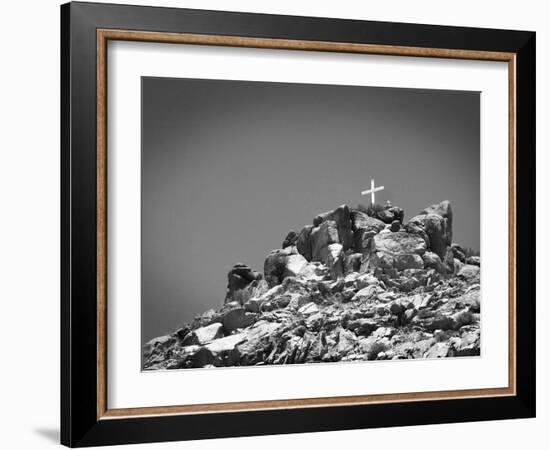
[361,178,384,205]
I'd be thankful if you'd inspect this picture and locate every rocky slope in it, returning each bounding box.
[143,201,481,370]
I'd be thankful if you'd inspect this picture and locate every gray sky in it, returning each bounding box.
[142,77,480,343]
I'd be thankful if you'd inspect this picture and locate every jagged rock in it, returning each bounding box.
[310,220,340,262]
[406,214,450,259]
[225,263,262,303]
[284,253,309,278]
[422,200,453,243]
[235,321,282,365]
[377,206,405,224]
[373,232,427,256]
[296,261,329,281]
[350,210,385,253]
[204,333,248,366]
[313,204,353,250]
[182,322,225,346]
[264,247,309,287]
[220,308,257,333]
[458,264,480,281]
[296,225,314,261]
[351,210,385,232]
[282,230,298,248]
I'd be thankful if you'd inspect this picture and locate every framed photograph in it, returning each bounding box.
[61,2,536,447]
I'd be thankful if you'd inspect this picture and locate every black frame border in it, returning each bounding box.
[61,2,536,447]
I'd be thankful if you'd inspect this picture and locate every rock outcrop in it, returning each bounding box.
[144,200,481,370]
[225,263,262,303]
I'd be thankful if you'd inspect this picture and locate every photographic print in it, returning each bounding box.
[141,77,481,371]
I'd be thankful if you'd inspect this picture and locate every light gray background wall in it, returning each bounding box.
[142,77,480,343]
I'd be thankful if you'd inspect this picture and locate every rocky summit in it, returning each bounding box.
[143,201,481,370]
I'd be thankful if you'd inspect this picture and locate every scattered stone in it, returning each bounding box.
[282,230,298,248]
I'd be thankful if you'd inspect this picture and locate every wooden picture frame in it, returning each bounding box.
[61,1,535,447]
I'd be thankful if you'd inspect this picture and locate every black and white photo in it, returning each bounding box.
[141,77,481,370]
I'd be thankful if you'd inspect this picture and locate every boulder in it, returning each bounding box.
[350,210,385,253]
[451,243,467,263]
[406,214,450,259]
[376,206,405,224]
[313,204,353,250]
[225,263,262,303]
[283,253,309,279]
[264,247,305,287]
[373,232,427,256]
[422,200,453,242]
[310,220,340,262]
[264,249,290,287]
[371,251,395,270]
[393,254,424,271]
[282,230,298,248]
[205,332,248,366]
[350,210,386,232]
[182,322,225,346]
[390,220,401,232]
[422,251,445,273]
[296,225,314,261]
[220,308,257,333]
